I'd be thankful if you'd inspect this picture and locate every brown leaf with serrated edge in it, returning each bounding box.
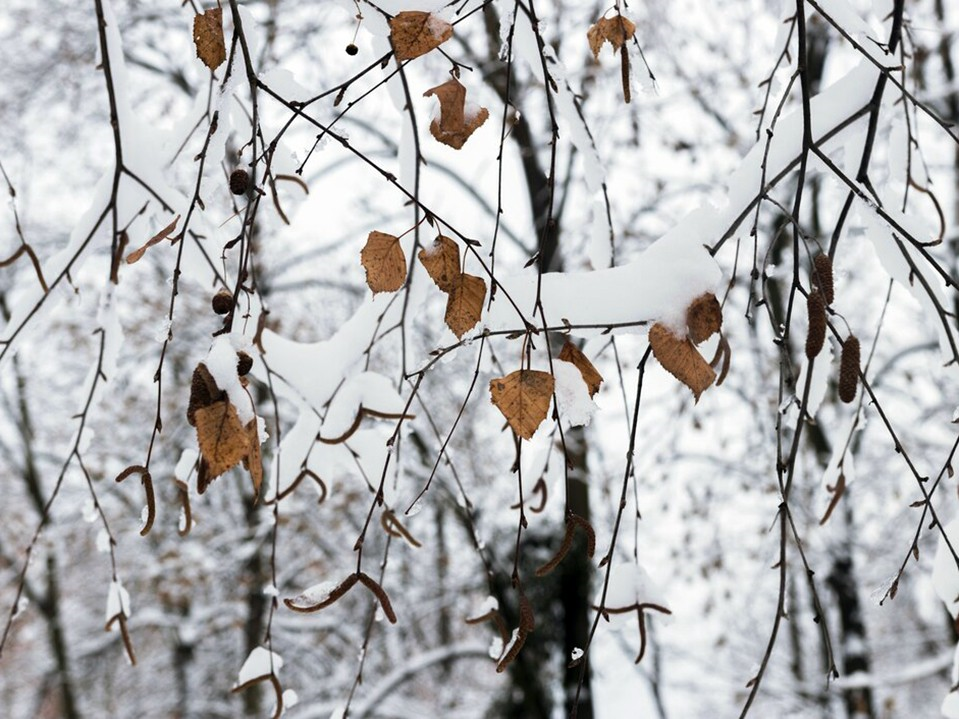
[243,419,263,500]
[360,231,407,294]
[444,273,486,338]
[490,369,555,440]
[424,78,489,150]
[587,15,636,60]
[558,341,603,397]
[194,401,249,485]
[390,11,452,61]
[418,235,461,292]
[686,293,722,344]
[193,8,226,71]
[126,215,181,265]
[648,323,715,401]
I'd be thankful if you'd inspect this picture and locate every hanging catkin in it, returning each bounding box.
[814,253,834,305]
[838,335,860,403]
[806,291,826,360]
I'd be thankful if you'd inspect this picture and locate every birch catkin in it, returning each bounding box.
[805,291,826,360]
[813,253,834,305]
[838,335,860,403]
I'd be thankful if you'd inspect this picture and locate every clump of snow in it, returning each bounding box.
[488,635,504,660]
[236,646,284,687]
[96,529,111,553]
[105,580,131,624]
[474,595,499,615]
[282,689,299,710]
[933,517,959,618]
[553,360,598,428]
[204,336,255,424]
[600,562,668,611]
[570,647,584,661]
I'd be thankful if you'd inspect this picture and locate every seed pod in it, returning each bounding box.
[813,253,834,305]
[212,288,233,315]
[345,43,359,56]
[229,168,249,195]
[805,291,826,360]
[838,335,860,403]
[236,351,253,377]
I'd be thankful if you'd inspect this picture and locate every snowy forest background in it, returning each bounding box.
[0,0,957,717]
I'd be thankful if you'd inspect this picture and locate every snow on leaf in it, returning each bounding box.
[236,646,284,687]
[424,78,489,149]
[105,580,131,625]
[194,401,250,485]
[648,322,716,401]
[933,517,959,618]
[685,292,722,345]
[489,369,554,440]
[193,8,226,70]
[125,215,180,264]
[444,273,486,338]
[360,231,407,294]
[558,340,603,397]
[418,234,461,293]
[601,563,667,611]
[587,15,636,59]
[553,360,597,428]
[389,11,452,61]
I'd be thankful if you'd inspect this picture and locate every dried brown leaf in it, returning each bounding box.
[686,293,722,344]
[558,341,603,397]
[194,401,249,488]
[418,235,461,292]
[489,369,555,440]
[424,78,489,149]
[360,231,407,294]
[444,272,486,338]
[125,215,181,265]
[187,362,224,426]
[587,15,636,60]
[390,11,452,61]
[244,419,263,500]
[193,8,226,71]
[648,322,716,401]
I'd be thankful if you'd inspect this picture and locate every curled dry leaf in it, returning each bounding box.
[424,78,489,150]
[243,419,263,500]
[418,235,461,293]
[125,215,181,265]
[685,292,722,344]
[558,341,603,397]
[489,369,555,440]
[648,323,716,402]
[587,15,636,60]
[389,11,453,61]
[194,401,249,487]
[193,8,226,71]
[444,273,486,338]
[360,231,407,294]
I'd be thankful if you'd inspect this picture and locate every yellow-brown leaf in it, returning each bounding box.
[360,231,407,294]
[418,235,461,293]
[444,273,486,338]
[194,401,250,484]
[243,419,263,500]
[648,322,716,402]
[490,370,555,440]
[685,292,722,344]
[125,215,181,265]
[587,15,636,59]
[424,78,489,150]
[193,8,226,71]
[390,11,453,61]
[558,341,603,397]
